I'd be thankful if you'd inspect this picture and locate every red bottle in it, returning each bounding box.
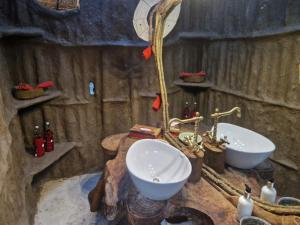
[33,126,45,157]
[44,122,54,152]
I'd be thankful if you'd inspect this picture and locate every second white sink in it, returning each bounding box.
[126,139,191,201]
[217,123,276,169]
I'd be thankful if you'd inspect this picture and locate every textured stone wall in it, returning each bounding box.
[0,44,30,225]
[0,40,186,225]
[195,34,300,197]
[0,1,300,225]
[1,0,300,45]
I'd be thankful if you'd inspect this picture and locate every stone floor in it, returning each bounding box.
[34,173,112,225]
[34,173,193,225]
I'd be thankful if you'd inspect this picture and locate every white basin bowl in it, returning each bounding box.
[217,123,275,169]
[126,139,192,201]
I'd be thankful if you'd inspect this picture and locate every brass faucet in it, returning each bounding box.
[184,135,205,153]
[210,107,241,144]
[168,112,204,152]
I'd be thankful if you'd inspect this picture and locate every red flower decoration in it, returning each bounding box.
[143,46,152,60]
[15,83,33,90]
[36,81,54,89]
[152,94,161,111]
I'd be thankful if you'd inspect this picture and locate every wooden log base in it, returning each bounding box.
[101,133,128,157]
[88,178,105,212]
[127,186,167,225]
[202,134,226,174]
[183,147,204,183]
[103,137,136,220]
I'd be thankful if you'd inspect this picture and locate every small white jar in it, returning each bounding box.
[260,179,277,204]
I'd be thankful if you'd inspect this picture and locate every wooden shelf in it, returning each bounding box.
[269,155,299,171]
[14,90,62,110]
[174,79,213,88]
[25,142,77,177]
[0,26,44,39]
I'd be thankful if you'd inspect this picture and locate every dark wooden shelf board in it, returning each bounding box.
[14,90,62,110]
[269,156,299,171]
[0,26,44,38]
[25,142,77,177]
[174,79,213,88]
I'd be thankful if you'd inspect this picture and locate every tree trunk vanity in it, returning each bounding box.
[89,132,300,225]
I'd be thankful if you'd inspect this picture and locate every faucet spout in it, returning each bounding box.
[168,112,204,152]
[168,112,203,133]
[210,107,241,144]
[211,107,241,119]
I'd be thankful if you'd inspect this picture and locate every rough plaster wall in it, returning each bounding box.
[0,44,30,225]
[177,0,300,35]
[187,34,300,197]
[1,41,186,177]
[3,42,102,179]
[1,0,300,45]
[0,39,187,225]
[0,0,300,224]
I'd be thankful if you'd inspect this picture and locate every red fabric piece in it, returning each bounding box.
[180,71,206,78]
[143,46,152,60]
[36,81,54,89]
[34,137,45,157]
[15,83,33,90]
[152,94,161,111]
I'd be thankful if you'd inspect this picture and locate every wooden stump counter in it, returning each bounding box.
[90,134,242,224]
[127,186,166,225]
[89,133,299,225]
[167,179,239,225]
[101,133,128,157]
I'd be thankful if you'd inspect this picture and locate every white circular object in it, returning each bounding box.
[133,0,181,41]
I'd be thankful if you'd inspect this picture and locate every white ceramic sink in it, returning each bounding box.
[126,139,191,201]
[216,123,275,169]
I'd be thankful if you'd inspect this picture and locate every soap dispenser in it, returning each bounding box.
[260,178,277,204]
[237,184,253,221]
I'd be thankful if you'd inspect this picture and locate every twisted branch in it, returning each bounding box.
[150,0,182,130]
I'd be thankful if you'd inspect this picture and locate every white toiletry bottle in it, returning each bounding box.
[260,178,277,204]
[237,184,254,221]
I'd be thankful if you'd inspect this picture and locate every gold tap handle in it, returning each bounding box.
[193,112,200,143]
[212,108,219,143]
